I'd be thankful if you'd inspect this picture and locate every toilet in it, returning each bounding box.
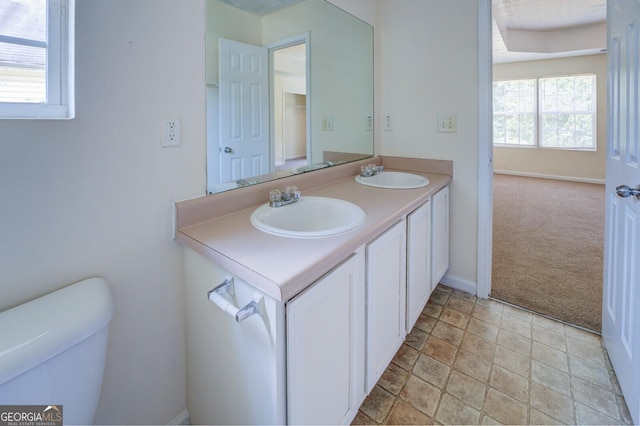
[0,277,114,425]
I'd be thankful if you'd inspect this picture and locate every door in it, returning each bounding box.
[602,1,640,424]
[219,38,269,183]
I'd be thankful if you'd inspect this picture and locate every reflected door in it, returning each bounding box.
[219,38,269,183]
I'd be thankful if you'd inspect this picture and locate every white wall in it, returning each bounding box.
[0,1,206,424]
[375,0,481,293]
[493,54,607,183]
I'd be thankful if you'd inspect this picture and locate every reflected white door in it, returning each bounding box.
[219,38,269,183]
[602,1,640,423]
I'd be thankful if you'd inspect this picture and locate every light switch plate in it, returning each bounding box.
[437,114,457,133]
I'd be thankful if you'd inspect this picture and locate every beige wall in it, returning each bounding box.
[493,54,607,183]
[0,1,206,423]
[375,0,481,293]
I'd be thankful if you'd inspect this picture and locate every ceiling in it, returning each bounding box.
[217,0,305,16]
[492,0,607,63]
[217,0,607,64]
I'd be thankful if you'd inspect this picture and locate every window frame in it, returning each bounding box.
[0,0,75,119]
[492,73,597,151]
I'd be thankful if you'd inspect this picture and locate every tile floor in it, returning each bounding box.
[353,285,633,425]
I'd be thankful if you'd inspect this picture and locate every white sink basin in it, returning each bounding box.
[355,171,430,189]
[250,196,366,238]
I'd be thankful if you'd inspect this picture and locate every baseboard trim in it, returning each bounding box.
[168,409,190,425]
[494,170,605,185]
[439,273,478,296]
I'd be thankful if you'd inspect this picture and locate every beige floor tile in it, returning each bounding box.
[569,356,612,390]
[529,408,564,425]
[467,317,499,342]
[359,385,396,423]
[378,362,410,395]
[405,327,429,351]
[445,296,475,315]
[472,304,503,326]
[502,304,533,323]
[490,365,530,403]
[572,376,620,419]
[564,325,602,346]
[566,336,606,366]
[532,325,566,351]
[449,289,477,303]
[423,300,443,318]
[532,314,566,335]
[493,345,530,377]
[461,333,496,361]
[400,375,441,417]
[477,298,504,312]
[429,287,450,305]
[532,360,571,396]
[483,388,528,425]
[497,329,531,356]
[414,313,437,333]
[454,349,492,382]
[530,382,574,424]
[413,354,450,388]
[446,370,487,409]
[532,341,568,372]
[391,344,420,371]
[431,321,465,346]
[501,314,532,338]
[575,401,620,425]
[423,336,458,365]
[435,394,481,425]
[440,306,470,329]
[480,415,502,425]
[355,287,634,426]
[386,400,433,425]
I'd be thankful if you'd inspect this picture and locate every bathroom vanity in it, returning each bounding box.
[175,156,451,425]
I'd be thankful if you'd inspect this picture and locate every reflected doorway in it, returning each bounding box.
[270,40,309,171]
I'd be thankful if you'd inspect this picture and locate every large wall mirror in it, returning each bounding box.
[206,0,374,194]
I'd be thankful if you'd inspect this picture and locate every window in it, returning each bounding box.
[493,74,596,150]
[0,0,74,119]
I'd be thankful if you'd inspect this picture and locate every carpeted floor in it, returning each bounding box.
[491,174,605,332]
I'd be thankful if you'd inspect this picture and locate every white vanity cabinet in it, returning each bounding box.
[184,247,365,425]
[365,220,407,392]
[431,185,450,287]
[287,251,365,425]
[406,200,432,332]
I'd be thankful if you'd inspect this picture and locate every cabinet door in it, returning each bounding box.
[407,200,432,332]
[286,250,365,425]
[366,220,407,392]
[432,186,450,288]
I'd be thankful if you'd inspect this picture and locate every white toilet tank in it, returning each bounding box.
[0,277,114,425]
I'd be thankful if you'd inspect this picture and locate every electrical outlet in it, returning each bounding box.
[366,115,374,131]
[162,115,181,147]
[437,114,457,133]
[384,114,394,131]
[322,116,334,131]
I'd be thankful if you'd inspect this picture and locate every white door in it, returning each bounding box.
[219,38,269,183]
[602,1,640,424]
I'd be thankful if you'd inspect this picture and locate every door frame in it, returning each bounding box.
[265,33,311,172]
[477,0,493,299]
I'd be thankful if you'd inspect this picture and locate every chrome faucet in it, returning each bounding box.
[360,164,384,177]
[269,185,301,207]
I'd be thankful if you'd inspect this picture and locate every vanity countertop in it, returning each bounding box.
[175,156,452,302]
